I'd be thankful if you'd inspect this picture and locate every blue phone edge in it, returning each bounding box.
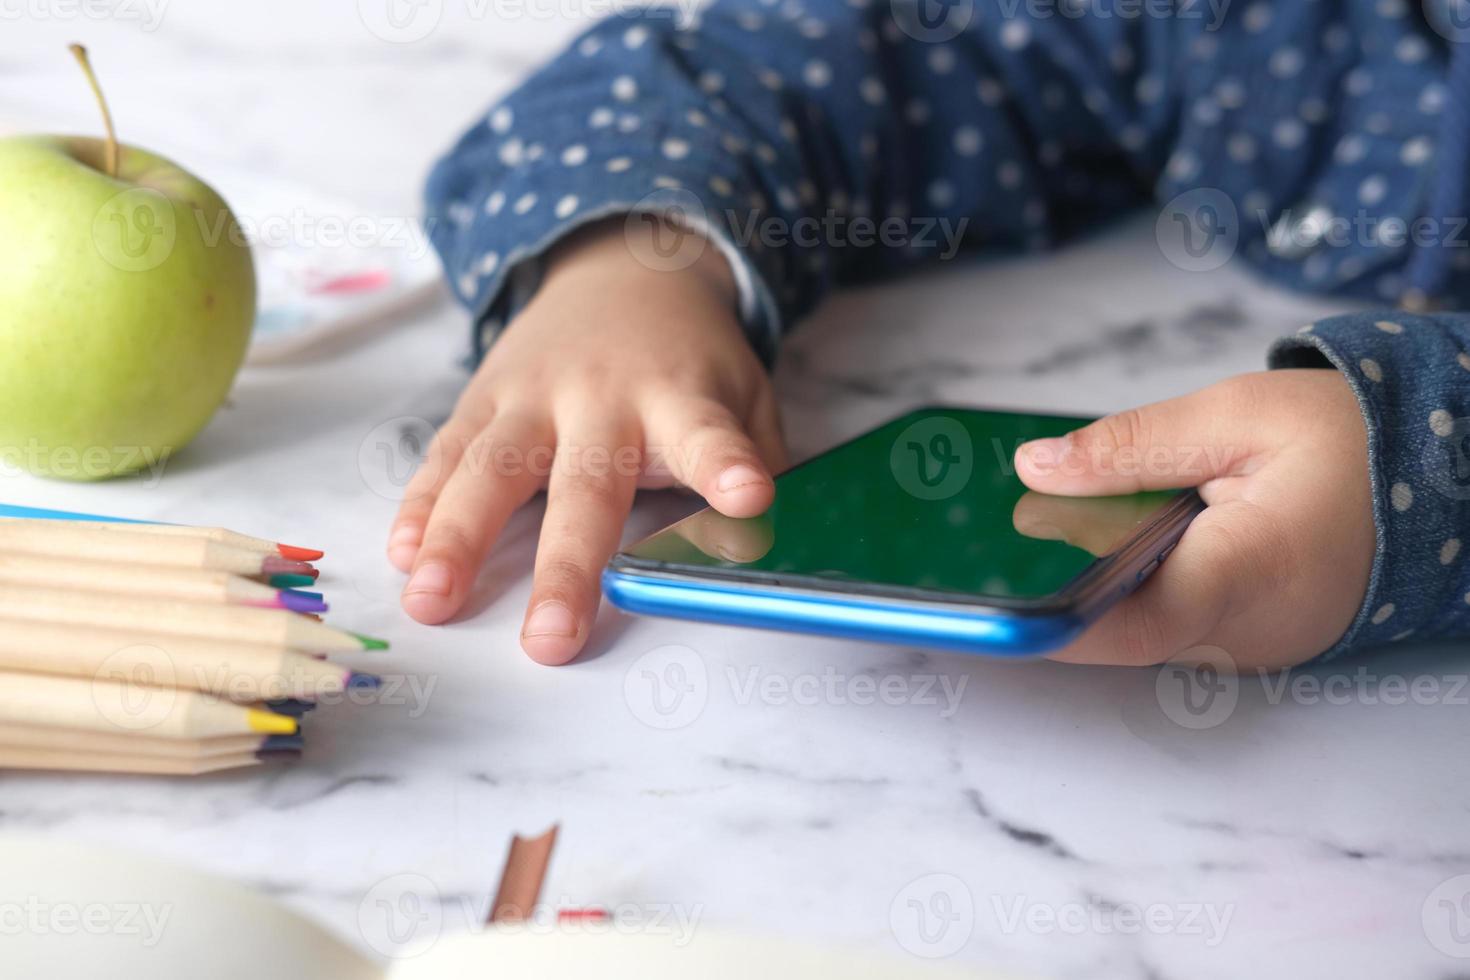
[603,490,1205,658]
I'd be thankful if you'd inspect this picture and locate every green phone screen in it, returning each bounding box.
[624,408,1184,601]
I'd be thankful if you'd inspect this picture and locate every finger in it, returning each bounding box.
[643,395,775,518]
[401,414,552,625]
[521,418,640,665]
[1046,501,1280,666]
[673,510,776,563]
[1014,383,1263,497]
[388,418,479,572]
[747,386,790,475]
[1011,492,1176,557]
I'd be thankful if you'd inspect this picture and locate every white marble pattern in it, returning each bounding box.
[3,6,1470,979]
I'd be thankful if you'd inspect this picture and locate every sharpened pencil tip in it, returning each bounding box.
[269,573,317,589]
[247,708,299,735]
[277,590,329,614]
[278,544,326,562]
[347,671,382,690]
[262,556,319,579]
[256,748,304,762]
[353,632,390,651]
[263,734,305,752]
[263,699,317,717]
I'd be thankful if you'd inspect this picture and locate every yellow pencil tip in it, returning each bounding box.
[247,709,299,735]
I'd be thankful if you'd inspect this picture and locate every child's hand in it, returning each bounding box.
[1015,370,1375,671]
[388,222,785,664]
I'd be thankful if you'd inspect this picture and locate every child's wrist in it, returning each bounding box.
[541,216,738,310]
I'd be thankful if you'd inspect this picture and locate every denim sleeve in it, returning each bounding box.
[423,2,1460,365]
[1270,313,1470,660]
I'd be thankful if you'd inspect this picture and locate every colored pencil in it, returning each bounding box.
[0,553,326,612]
[0,620,375,701]
[0,506,324,561]
[0,586,380,652]
[0,522,315,578]
[0,746,286,775]
[0,671,298,739]
[0,723,301,759]
[491,825,560,924]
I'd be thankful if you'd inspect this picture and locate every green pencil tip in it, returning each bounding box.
[270,573,317,588]
[353,632,390,651]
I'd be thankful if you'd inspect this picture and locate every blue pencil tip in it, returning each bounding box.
[347,672,382,691]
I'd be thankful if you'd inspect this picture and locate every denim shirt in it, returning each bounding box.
[424,0,1470,660]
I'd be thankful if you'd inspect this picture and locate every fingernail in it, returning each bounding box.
[1018,437,1067,471]
[523,601,578,638]
[404,562,453,597]
[718,465,767,492]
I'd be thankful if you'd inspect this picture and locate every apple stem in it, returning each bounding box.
[68,44,118,179]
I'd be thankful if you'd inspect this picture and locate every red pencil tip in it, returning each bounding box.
[278,544,325,562]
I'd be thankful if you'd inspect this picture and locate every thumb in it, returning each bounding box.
[1015,387,1259,497]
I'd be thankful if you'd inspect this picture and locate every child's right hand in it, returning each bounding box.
[386,221,785,665]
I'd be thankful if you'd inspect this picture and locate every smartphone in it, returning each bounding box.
[604,407,1204,657]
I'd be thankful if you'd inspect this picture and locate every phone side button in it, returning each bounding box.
[1136,556,1163,583]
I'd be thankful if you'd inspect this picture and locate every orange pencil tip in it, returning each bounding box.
[278,544,325,561]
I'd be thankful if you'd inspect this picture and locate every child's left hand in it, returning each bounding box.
[1014,369,1375,671]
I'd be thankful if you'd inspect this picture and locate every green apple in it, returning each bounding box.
[0,45,255,481]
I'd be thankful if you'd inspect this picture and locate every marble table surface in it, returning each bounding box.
[4,6,1470,979]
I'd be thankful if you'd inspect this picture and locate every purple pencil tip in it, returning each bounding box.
[278,590,329,614]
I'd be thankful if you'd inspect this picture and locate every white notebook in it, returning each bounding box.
[0,836,1023,980]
